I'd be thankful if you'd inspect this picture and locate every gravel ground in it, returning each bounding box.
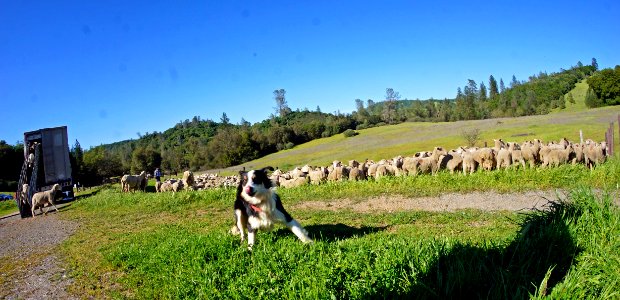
[0,206,78,300]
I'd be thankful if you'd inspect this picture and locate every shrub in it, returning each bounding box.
[343,129,359,137]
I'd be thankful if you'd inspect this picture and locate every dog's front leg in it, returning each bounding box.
[247,227,256,250]
[287,219,313,244]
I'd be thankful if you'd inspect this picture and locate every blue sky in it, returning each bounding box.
[1,1,618,149]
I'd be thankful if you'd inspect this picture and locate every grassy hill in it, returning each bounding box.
[222,94,620,173]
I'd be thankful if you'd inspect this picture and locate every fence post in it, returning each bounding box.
[612,122,616,156]
[606,129,610,156]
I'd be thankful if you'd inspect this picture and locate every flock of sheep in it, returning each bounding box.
[117,137,609,193]
[270,138,609,188]
[120,170,239,193]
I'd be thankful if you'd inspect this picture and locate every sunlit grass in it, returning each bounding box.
[223,104,620,175]
[58,159,620,298]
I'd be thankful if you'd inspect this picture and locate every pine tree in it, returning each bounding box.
[489,75,499,100]
[591,57,598,71]
[499,78,506,93]
[479,82,488,102]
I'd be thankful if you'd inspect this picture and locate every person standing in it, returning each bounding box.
[154,168,162,182]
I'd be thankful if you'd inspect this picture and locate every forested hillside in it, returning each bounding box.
[2,60,618,188]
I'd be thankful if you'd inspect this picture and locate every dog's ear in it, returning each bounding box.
[261,166,274,173]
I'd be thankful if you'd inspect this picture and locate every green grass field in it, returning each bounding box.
[52,159,620,299]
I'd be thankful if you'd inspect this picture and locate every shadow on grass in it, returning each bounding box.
[369,201,581,299]
[271,223,387,242]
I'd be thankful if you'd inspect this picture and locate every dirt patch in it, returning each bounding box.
[292,190,566,213]
[0,212,78,300]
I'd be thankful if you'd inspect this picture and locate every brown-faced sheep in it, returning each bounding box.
[121,171,147,193]
[348,160,360,168]
[31,184,61,217]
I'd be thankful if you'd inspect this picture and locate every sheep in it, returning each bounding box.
[121,171,147,193]
[571,143,585,165]
[182,170,195,190]
[348,160,360,168]
[584,142,606,170]
[348,166,366,181]
[366,163,380,178]
[461,150,477,175]
[391,156,404,176]
[521,139,541,168]
[508,142,526,169]
[400,156,419,176]
[327,165,349,181]
[493,139,505,152]
[155,181,163,193]
[414,147,447,175]
[279,176,309,188]
[472,148,496,171]
[159,181,174,192]
[541,146,575,168]
[439,150,463,174]
[309,167,328,185]
[495,146,512,169]
[31,184,61,217]
[374,164,396,181]
[21,183,30,204]
[172,180,184,192]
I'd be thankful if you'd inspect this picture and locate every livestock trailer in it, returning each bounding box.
[16,126,74,218]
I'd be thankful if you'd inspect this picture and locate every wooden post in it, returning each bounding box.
[611,122,615,156]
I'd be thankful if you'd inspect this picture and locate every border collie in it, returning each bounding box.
[232,167,312,249]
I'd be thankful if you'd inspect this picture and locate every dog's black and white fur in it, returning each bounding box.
[233,167,312,248]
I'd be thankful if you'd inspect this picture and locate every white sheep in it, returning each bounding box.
[182,170,195,190]
[121,171,147,193]
[31,184,61,217]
